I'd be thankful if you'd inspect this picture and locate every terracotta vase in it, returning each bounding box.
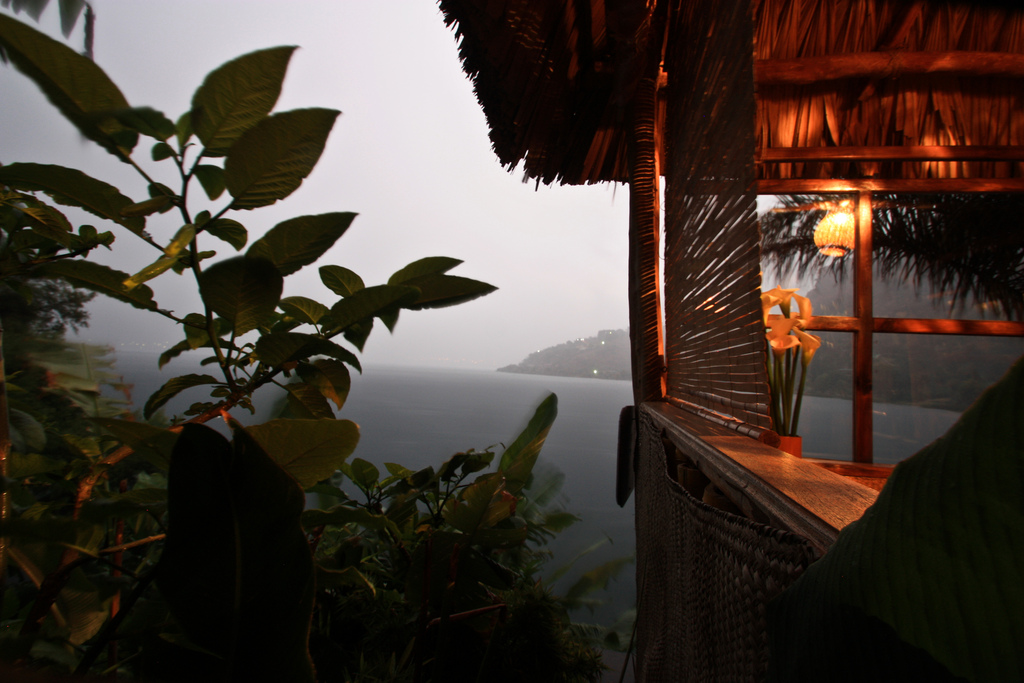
[778,435,803,458]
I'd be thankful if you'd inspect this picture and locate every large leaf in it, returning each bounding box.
[190,46,296,157]
[326,284,419,334]
[389,256,496,309]
[499,392,558,494]
[143,373,220,420]
[253,331,360,370]
[34,259,158,311]
[388,256,463,283]
[296,358,350,410]
[223,108,339,210]
[279,296,329,325]
[245,418,358,489]
[91,417,178,468]
[768,356,1024,682]
[0,13,135,157]
[282,382,334,420]
[156,424,316,682]
[247,212,356,276]
[0,163,145,234]
[198,256,283,335]
[400,273,498,310]
[319,264,364,297]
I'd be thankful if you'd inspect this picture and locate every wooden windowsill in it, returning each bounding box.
[643,401,880,554]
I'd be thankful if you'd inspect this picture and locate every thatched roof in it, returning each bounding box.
[437,0,1024,186]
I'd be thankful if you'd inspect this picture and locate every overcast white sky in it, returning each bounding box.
[1,1,630,369]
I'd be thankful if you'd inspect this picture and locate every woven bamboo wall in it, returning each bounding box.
[663,0,772,431]
[634,408,818,681]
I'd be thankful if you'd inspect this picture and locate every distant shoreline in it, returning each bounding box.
[497,329,631,382]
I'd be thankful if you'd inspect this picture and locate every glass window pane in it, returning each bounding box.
[793,331,853,461]
[759,194,856,315]
[873,333,1024,464]
[871,193,1024,322]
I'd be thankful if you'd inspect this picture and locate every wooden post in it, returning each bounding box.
[628,71,665,406]
[853,191,874,462]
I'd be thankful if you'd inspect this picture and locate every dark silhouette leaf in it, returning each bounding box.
[190,46,296,157]
[143,373,220,419]
[248,212,356,276]
[157,424,315,682]
[0,162,145,234]
[245,418,358,489]
[224,108,339,209]
[0,13,135,157]
[198,255,282,335]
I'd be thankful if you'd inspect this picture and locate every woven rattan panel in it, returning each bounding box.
[634,407,818,682]
[663,0,772,430]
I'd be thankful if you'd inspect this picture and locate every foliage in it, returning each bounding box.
[768,355,1024,682]
[0,11,520,681]
[304,393,607,682]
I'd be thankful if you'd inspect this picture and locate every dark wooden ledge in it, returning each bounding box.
[643,401,879,554]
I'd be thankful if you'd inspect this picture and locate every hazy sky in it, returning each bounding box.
[1,1,630,369]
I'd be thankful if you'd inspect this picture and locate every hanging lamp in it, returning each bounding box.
[813,200,855,257]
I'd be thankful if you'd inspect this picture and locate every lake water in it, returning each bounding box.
[110,352,638,627]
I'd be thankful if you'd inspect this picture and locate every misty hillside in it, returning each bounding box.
[498,329,631,380]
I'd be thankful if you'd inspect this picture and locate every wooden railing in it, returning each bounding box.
[643,401,881,553]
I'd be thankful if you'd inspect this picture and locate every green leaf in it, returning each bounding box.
[296,358,350,410]
[157,424,316,681]
[91,417,178,468]
[80,487,168,523]
[445,473,511,535]
[34,259,158,311]
[769,357,1024,683]
[198,255,283,335]
[152,141,175,161]
[110,106,176,141]
[388,256,463,284]
[123,224,195,290]
[319,265,364,297]
[203,217,247,250]
[193,164,226,200]
[175,111,193,149]
[326,284,419,334]
[0,163,146,235]
[282,382,334,420]
[245,418,359,489]
[247,212,356,276]
[347,458,380,491]
[224,108,339,210]
[11,199,73,246]
[499,393,558,494]
[143,373,220,420]
[191,46,296,157]
[120,194,173,218]
[0,13,135,157]
[400,273,498,310]
[280,296,330,325]
[253,332,360,370]
[302,505,398,534]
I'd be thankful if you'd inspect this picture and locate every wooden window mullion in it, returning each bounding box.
[853,191,874,463]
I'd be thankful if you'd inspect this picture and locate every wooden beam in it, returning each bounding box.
[756,51,1024,86]
[785,315,1024,337]
[758,145,1024,163]
[758,178,1024,194]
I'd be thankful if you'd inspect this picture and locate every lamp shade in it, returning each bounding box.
[813,201,855,257]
